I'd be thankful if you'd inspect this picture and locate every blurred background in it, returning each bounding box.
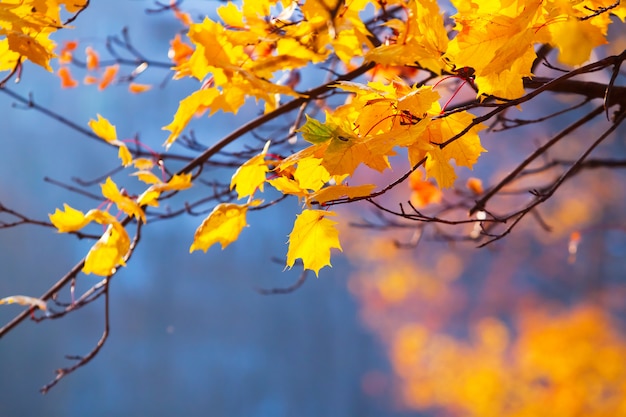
[1,1,626,416]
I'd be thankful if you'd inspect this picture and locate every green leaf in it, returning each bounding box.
[297,115,336,144]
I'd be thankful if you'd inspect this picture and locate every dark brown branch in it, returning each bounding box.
[478,109,626,247]
[469,105,605,215]
[255,270,308,295]
[40,277,110,394]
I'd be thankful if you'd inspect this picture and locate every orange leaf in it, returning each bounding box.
[59,40,77,64]
[84,75,98,85]
[58,66,78,88]
[85,46,99,70]
[408,170,442,208]
[171,0,193,26]
[98,64,119,90]
[168,33,194,66]
[466,177,484,195]
[128,82,152,94]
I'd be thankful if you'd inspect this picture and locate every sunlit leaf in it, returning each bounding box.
[101,177,146,223]
[49,204,90,232]
[83,223,131,276]
[89,114,117,142]
[286,209,342,277]
[230,141,270,199]
[189,202,252,252]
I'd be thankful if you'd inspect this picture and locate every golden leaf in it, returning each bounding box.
[286,209,343,277]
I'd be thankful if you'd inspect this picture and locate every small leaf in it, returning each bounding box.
[89,114,117,143]
[162,88,221,148]
[98,64,119,90]
[58,67,78,88]
[101,177,145,223]
[85,46,99,70]
[49,204,90,232]
[151,173,194,192]
[83,223,131,276]
[230,141,270,199]
[466,177,483,195]
[118,144,133,167]
[189,203,251,252]
[128,83,152,94]
[297,115,337,144]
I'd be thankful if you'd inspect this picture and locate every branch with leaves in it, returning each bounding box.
[1,0,625,391]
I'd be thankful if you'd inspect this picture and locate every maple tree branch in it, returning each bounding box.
[0,58,22,87]
[40,277,110,394]
[255,270,308,295]
[477,108,626,247]
[490,98,591,131]
[62,0,90,25]
[579,0,621,20]
[524,76,626,109]
[470,104,605,215]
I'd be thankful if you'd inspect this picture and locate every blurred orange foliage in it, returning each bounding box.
[388,305,626,416]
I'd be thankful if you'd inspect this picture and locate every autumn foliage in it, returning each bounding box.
[1,0,626,405]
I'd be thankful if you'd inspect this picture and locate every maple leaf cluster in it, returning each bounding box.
[3,0,620,279]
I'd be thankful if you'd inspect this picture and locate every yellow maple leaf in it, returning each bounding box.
[413,113,486,188]
[89,114,117,142]
[6,31,54,71]
[322,134,390,176]
[88,114,132,166]
[293,157,331,192]
[150,173,193,192]
[548,19,607,66]
[231,141,270,199]
[132,158,156,170]
[49,204,91,232]
[133,172,193,208]
[132,170,161,184]
[189,202,252,252]
[83,223,131,276]
[267,176,311,199]
[101,177,146,223]
[445,0,542,98]
[85,209,119,226]
[162,88,220,148]
[365,0,448,73]
[137,189,161,207]
[286,209,343,277]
